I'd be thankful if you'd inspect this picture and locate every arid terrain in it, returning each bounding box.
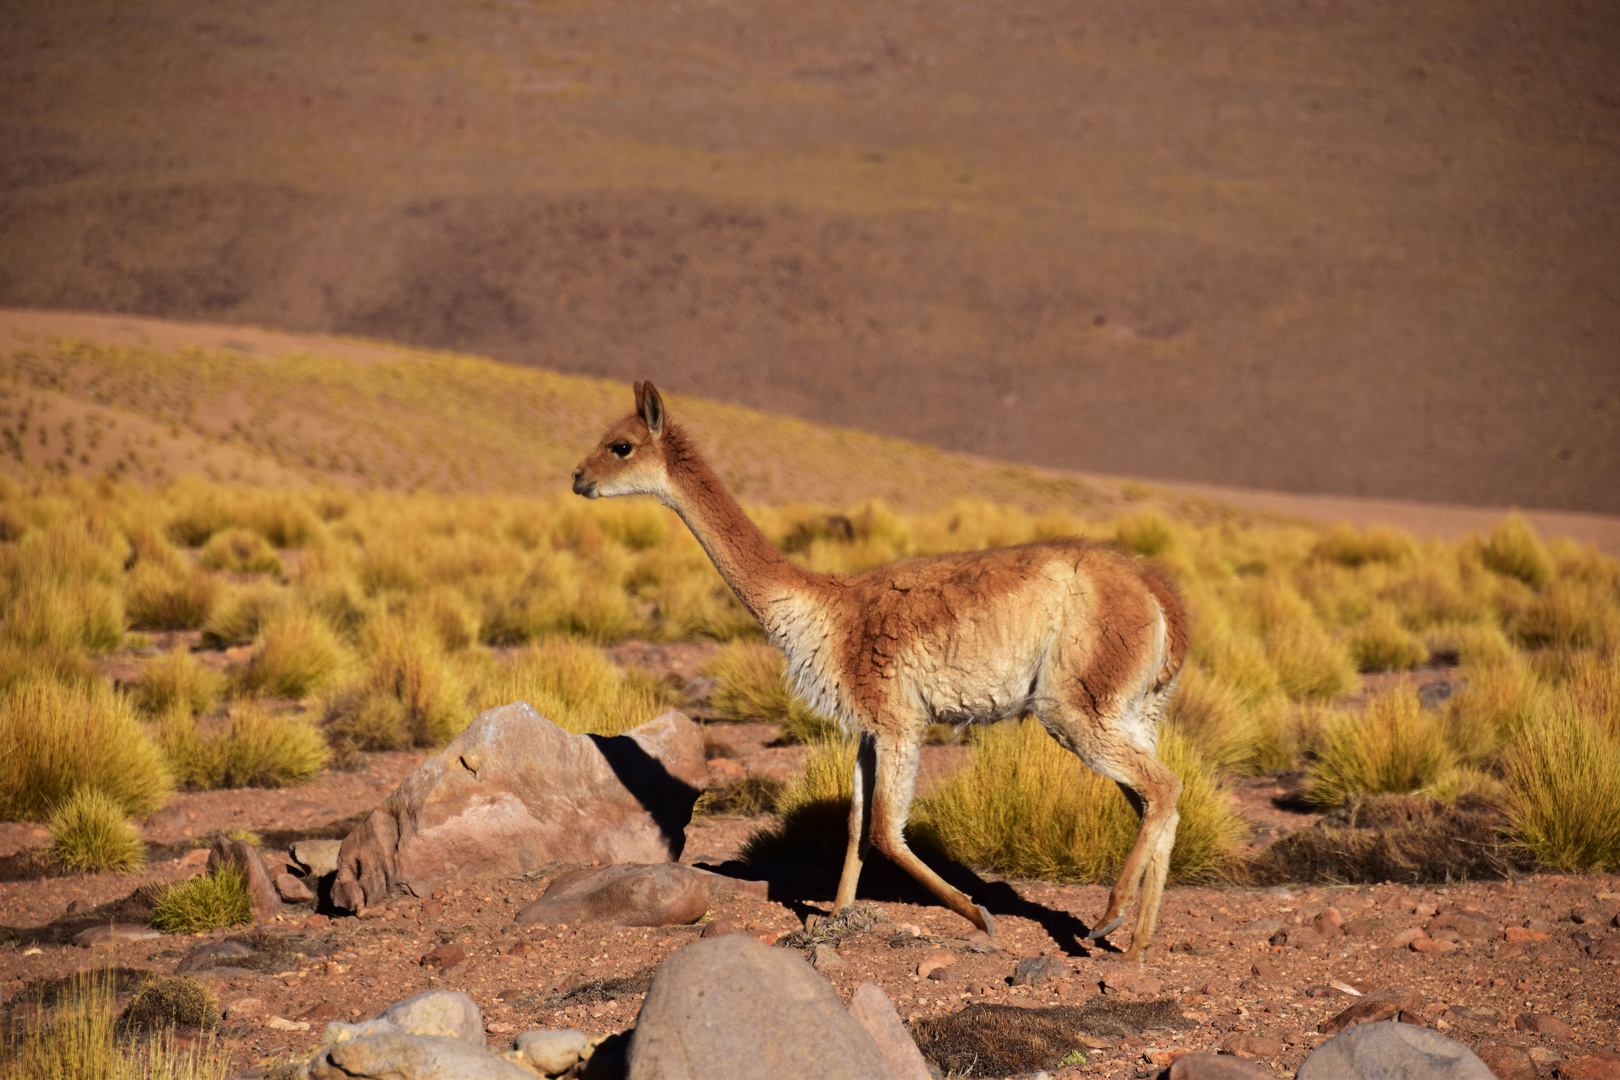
[2,0,1617,511]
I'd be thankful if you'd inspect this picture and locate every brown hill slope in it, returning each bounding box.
[1,1,1616,512]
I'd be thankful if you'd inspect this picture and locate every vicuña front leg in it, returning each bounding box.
[867,734,996,938]
[833,734,875,914]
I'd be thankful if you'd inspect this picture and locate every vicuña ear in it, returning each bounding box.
[638,381,665,439]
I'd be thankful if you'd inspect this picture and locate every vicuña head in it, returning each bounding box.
[573,381,1189,962]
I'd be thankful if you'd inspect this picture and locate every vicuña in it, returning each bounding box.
[572,382,1188,960]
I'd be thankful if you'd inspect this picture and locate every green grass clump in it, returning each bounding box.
[48,788,147,874]
[472,637,667,736]
[912,720,1245,884]
[123,977,218,1033]
[131,650,226,718]
[702,640,834,742]
[236,607,345,698]
[1305,689,1456,807]
[200,584,284,647]
[150,864,253,934]
[1345,607,1430,672]
[323,620,468,749]
[196,528,282,575]
[1504,704,1620,872]
[1477,513,1553,590]
[125,562,220,631]
[160,706,329,789]
[0,680,173,821]
[1113,510,1175,557]
[0,970,229,1080]
[1311,523,1414,568]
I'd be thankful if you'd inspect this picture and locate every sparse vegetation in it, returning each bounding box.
[48,788,147,874]
[702,641,834,742]
[150,864,253,934]
[160,705,329,789]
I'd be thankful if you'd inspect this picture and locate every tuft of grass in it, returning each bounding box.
[150,863,253,934]
[236,607,346,699]
[125,562,220,631]
[1113,510,1175,557]
[323,619,468,749]
[49,788,147,874]
[160,705,329,789]
[123,977,218,1033]
[1477,513,1553,590]
[1304,688,1456,808]
[694,775,785,818]
[472,637,668,736]
[1504,701,1620,872]
[740,735,857,864]
[1515,581,1617,650]
[702,641,834,742]
[1345,607,1430,672]
[1311,523,1414,568]
[196,528,282,575]
[131,650,226,718]
[199,583,285,648]
[912,720,1245,884]
[0,679,173,821]
[0,969,229,1080]
[1252,582,1356,701]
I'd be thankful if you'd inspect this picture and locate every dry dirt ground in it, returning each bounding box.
[3,0,1617,513]
[3,646,1618,1079]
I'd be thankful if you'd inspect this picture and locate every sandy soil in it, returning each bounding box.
[2,0,1616,513]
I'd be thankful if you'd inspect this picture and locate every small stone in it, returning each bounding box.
[1504,925,1549,943]
[1316,906,1345,928]
[274,873,315,903]
[378,990,484,1042]
[1249,961,1280,980]
[1012,954,1072,986]
[916,949,956,979]
[291,838,343,878]
[1101,970,1160,997]
[1514,1012,1577,1038]
[1559,1050,1620,1080]
[266,1016,310,1032]
[1411,936,1459,954]
[1389,928,1428,949]
[1319,986,1423,1036]
[515,1028,589,1075]
[811,944,845,972]
[1528,1046,1562,1068]
[421,944,467,968]
[72,923,160,948]
[225,997,267,1021]
[1221,1035,1287,1059]
[1167,1052,1275,1079]
[306,914,329,928]
[1475,1044,1537,1080]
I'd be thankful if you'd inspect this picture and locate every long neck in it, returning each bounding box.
[655,425,819,630]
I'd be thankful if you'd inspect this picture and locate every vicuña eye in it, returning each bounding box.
[610,442,633,458]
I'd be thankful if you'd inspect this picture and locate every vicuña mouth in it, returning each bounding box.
[572,479,600,498]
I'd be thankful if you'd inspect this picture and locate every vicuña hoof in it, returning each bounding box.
[975,904,996,940]
[1087,914,1126,941]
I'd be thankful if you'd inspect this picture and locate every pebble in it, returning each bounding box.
[274,872,315,903]
[1561,1051,1620,1080]
[1513,1012,1577,1038]
[811,944,845,972]
[916,949,955,979]
[1221,1035,1287,1059]
[515,1028,588,1075]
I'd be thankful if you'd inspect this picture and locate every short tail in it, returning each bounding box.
[1139,566,1189,692]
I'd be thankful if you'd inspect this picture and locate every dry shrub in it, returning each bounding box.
[0,969,229,1080]
[1311,523,1414,568]
[201,584,284,648]
[3,576,125,654]
[911,1000,1190,1079]
[0,679,172,820]
[1252,581,1355,701]
[1165,664,1272,775]
[0,642,98,694]
[474,637,667,736]
[197,528,282,575]
[237,607,345,698]
[160,705,329,789]
[1477,513,1553,590]
[132,650,225,718]
[1305,689,1456,807]
[1505,703,1620,872]
[125,562,219,631]
[122,976,218,1032]
[481,556,642,646]
[632,549,757,641]
[1345,607,1429,672]
[323,620,468,749]
[150,864,253,934]
[1515,580,1617,650]
[740,735,857,864]
[48,788,146,874]
[702,641,833,742]
[1114,510,1175,557]
[694,775,785,818]
[912,721,1245,884]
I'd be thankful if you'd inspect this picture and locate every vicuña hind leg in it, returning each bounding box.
[833,734,875,914]
[867,734,995,938]
[1092,753,1181,961]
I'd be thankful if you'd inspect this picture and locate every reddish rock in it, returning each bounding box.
[516,862,711,927]
[1342,918,1379,937]
[1411,936,1459,954]
[847,982,933,1080]
[1221,1035,1288,1059]
[1504,925,1549,943]
[421,944,467,968]
[1477,1044,1538,1080]
[1389,927,1428,949]
[1515,1012,1578,1038]
[1168,1052,1275,1079]
[207,837,282,923]
[1249,961,1280,980]
[1426,910,1501,942]
[916,950,956,979]
[1560,1051,1620,1079]
[1101,970,1161,996]
[331,705,709,911]
[274,872,315,903]
[1319,986,1423,1036]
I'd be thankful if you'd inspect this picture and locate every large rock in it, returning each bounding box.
[517,863,711,927]
[847,982,933,1080]
[626,933,898,1080]
[292,839,343,878]
[1297,1021,1495,1080]
[208,837,282,923]
[1168,1054,1277,1079]
[1318,985,1423,1035]
[303,1033,535,1080]
[331,705,708,911]
[322,991,484,1045]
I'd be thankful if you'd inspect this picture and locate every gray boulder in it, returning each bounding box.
[515,1028,589,1075]
[323,991,484,1045]
[517,863,711,927]
[627,933,897,1080]
[1298,1021,1495,1079]
[332,705,708,911]
[304,1033,534,1080]
[847,982,932,1080]
[207,836,282,923]
[292,839,343,878]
